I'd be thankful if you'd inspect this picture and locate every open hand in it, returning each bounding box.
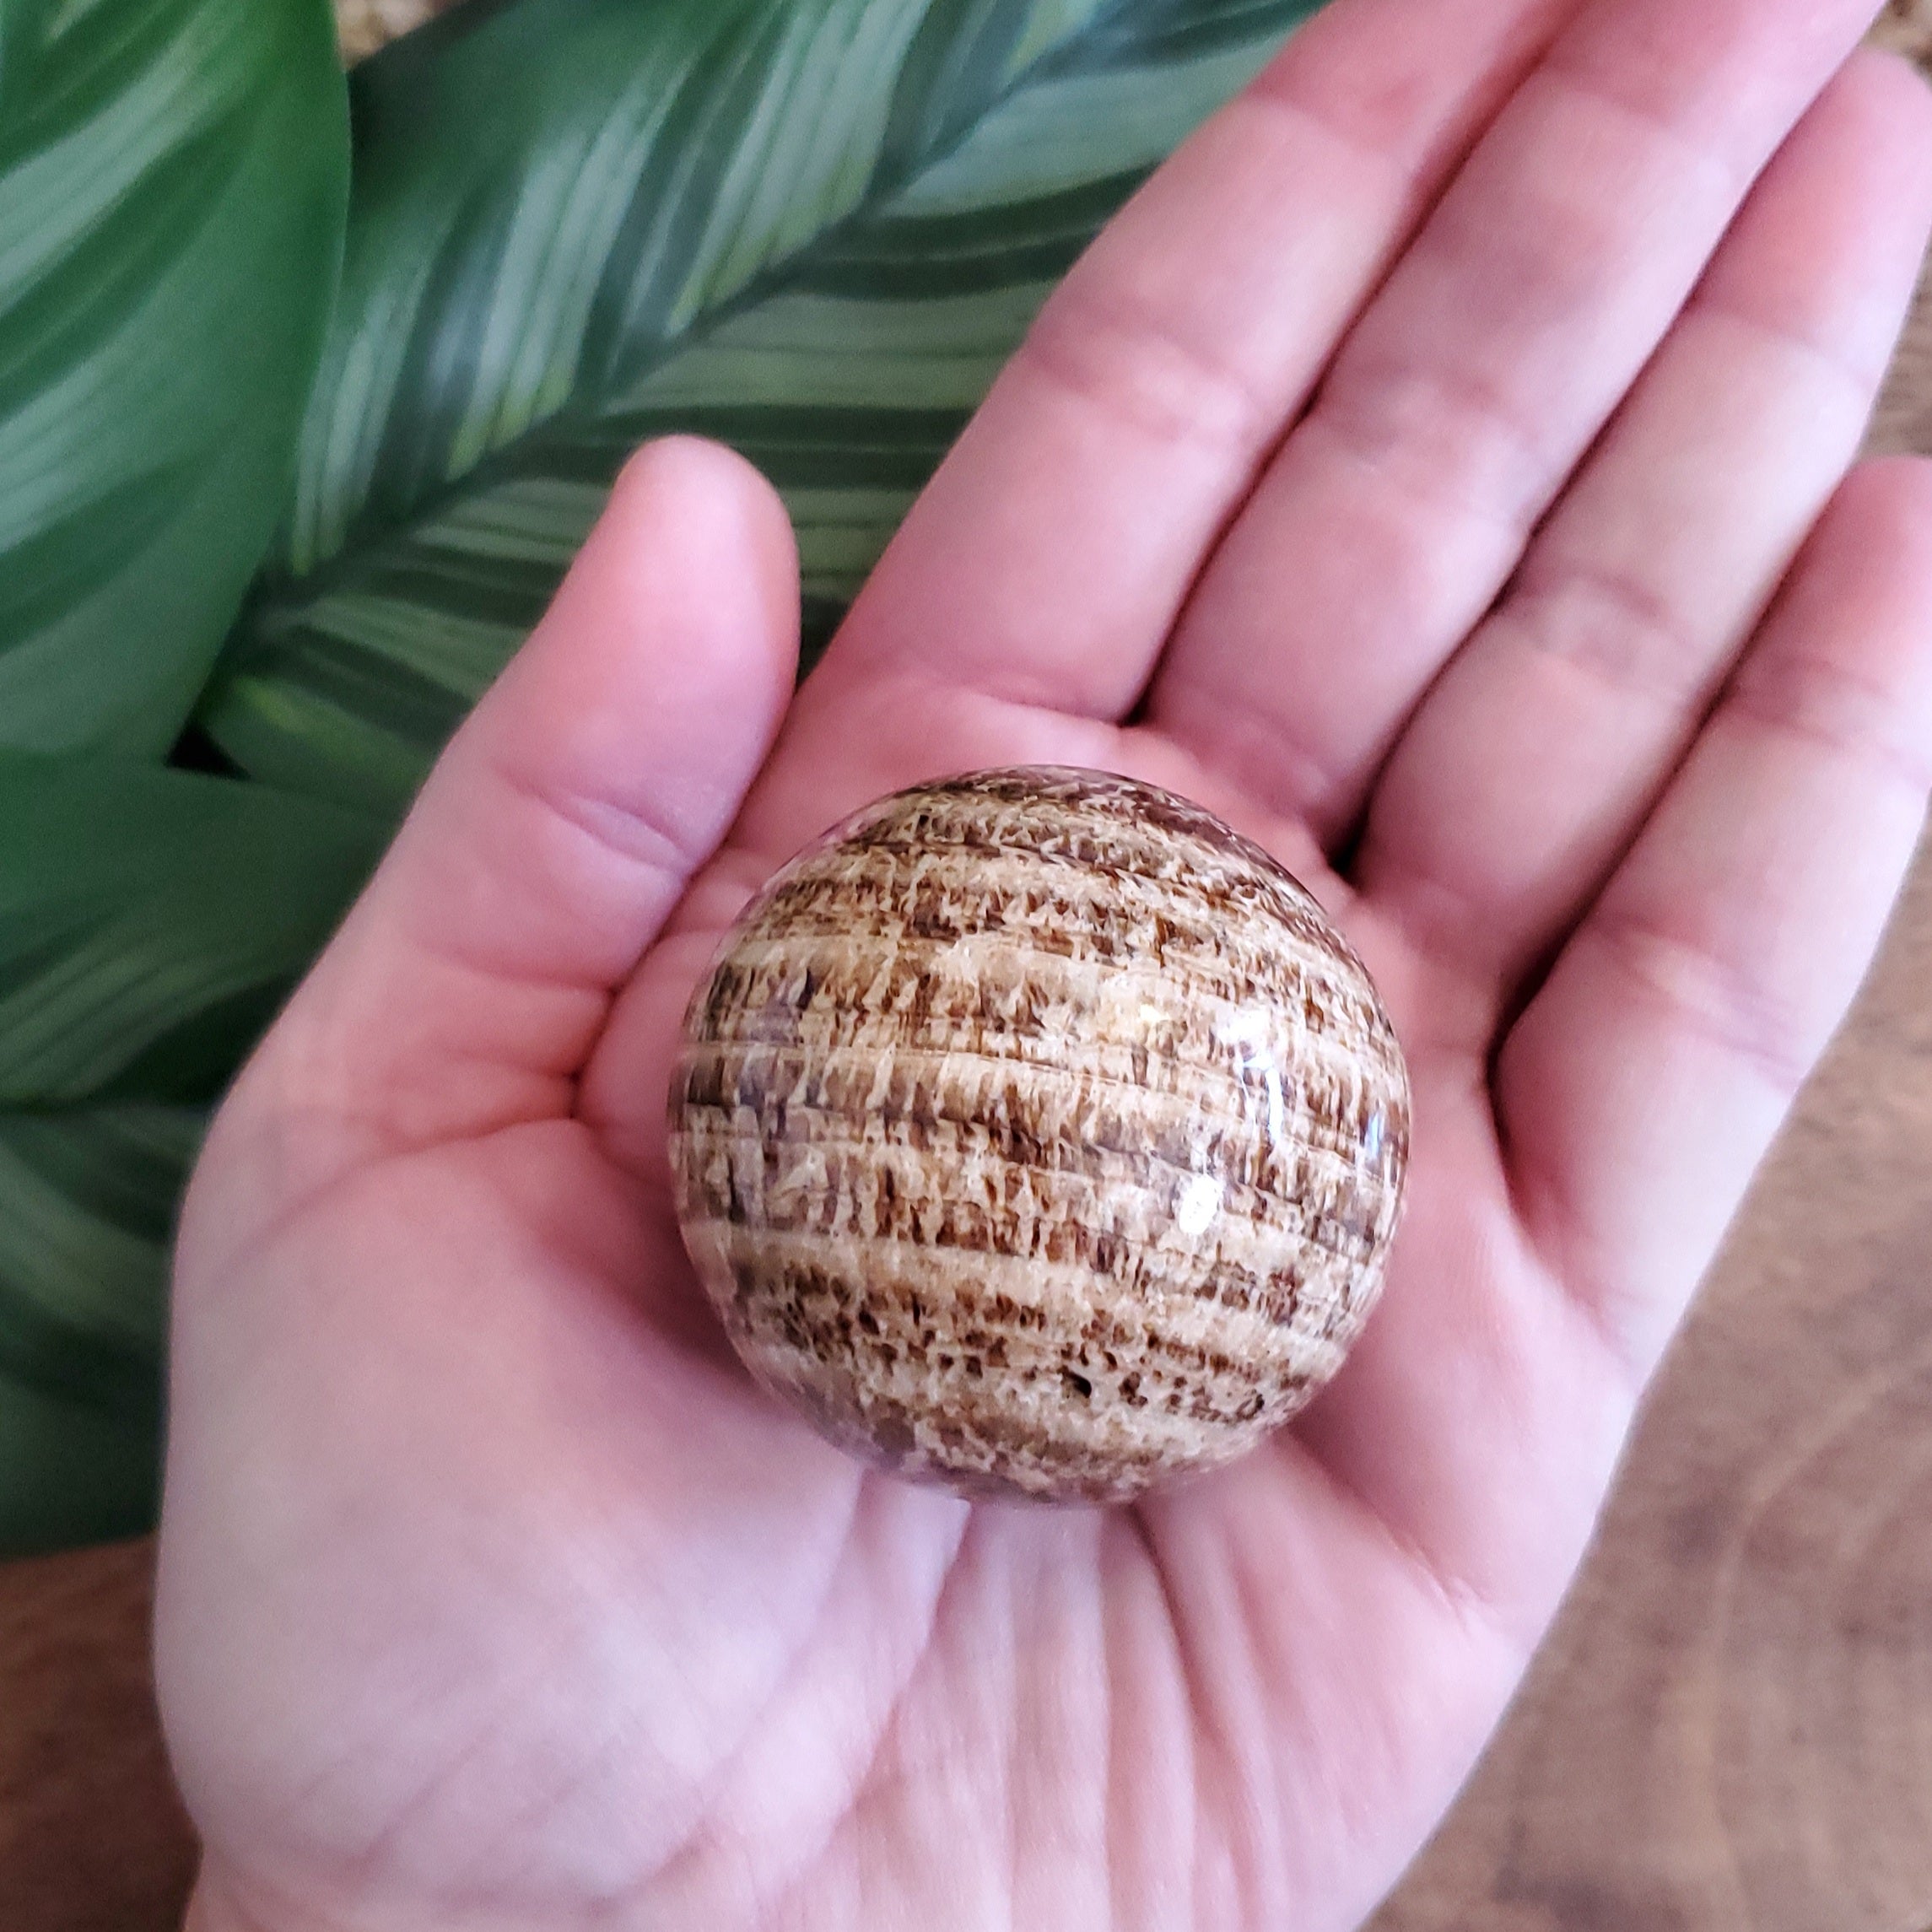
[157,1,1932,1926]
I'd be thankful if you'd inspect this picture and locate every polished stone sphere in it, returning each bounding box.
[668,767,1410,1503]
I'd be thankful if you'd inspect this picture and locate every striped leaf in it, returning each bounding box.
[197,0,1323,815]
[0,1100,202,1419]
[0,753,384,1549]
[0,0,349,756]
[0,1096,196,1553]
[0,753,385,1108]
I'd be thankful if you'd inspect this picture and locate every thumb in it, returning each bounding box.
[226,436,798,1178]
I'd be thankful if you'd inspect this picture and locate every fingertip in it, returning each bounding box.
[605,437,801,608]
[576,435,801,706]
[472,436,801,850]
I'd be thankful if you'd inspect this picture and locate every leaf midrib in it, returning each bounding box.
[240,3,1131,631]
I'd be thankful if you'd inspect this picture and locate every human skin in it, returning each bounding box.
[154,0,1932,1926]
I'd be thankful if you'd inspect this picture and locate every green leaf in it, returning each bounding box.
[0,1361,163,1557]
[0,0,351,756]
[0,1100,200,1420]
[0,753,383,1550]
[197,0,1323,814]
[0,751,385,1107]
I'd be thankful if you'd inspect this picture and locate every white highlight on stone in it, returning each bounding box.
[1176,1174,1222,1237]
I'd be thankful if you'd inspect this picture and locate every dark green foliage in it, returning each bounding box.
[197,0,1320,818]
[0,0,1322,1552]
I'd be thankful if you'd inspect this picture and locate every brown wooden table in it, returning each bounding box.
[9,6,1932,1928]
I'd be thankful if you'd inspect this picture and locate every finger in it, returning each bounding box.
[237,437,799,1162]
[1356,49,1932,1009]
[1147,0,1885,840]
[1499,456,1932,1379]
[820,0,1582,722]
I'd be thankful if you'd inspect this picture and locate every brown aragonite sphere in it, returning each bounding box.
[668,767,1410,1504]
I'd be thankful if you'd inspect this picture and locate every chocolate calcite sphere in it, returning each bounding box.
[668,768,1409,1504]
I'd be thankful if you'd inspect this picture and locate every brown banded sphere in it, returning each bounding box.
[668,768,1410,1504]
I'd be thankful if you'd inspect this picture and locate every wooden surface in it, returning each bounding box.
[0,1541,193,1929]
[10,8,1932,1930]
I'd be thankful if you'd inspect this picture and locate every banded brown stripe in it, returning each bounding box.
[676,1133,1363,1338]
[714,1245,1334,1503]
[677,1028,1392,1199]
[747,834,1365,998]
[676,1056,1388,1265]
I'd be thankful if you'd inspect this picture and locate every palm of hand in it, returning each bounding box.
[157,4,1932,1929]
